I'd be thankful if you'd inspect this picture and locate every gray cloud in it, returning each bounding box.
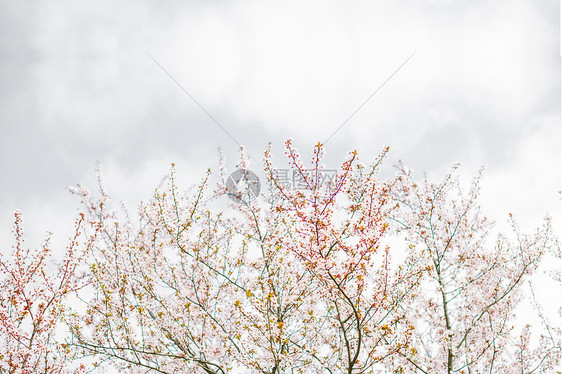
[0,0,559,249]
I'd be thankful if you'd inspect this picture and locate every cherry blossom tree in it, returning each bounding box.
[59,141,560,373]
[388,163,561,373]
[261,141,424,373]
[0,211,92,374]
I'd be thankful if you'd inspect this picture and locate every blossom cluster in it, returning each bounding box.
[1,141,559,373]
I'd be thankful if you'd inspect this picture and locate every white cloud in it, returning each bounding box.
[0,0,558,256]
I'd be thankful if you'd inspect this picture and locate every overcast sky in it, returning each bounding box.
[0,3,560,371]
[1,0,560,252]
